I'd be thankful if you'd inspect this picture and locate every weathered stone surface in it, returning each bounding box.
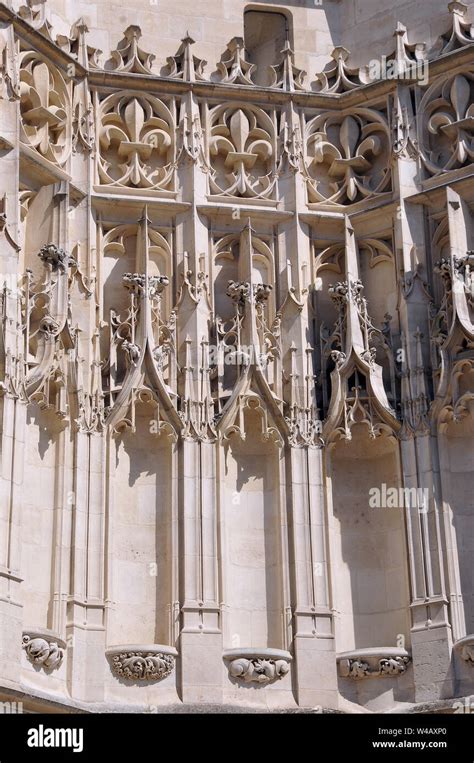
[0,0,473,714]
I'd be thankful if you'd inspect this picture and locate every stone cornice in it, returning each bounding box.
[2,1,473,111]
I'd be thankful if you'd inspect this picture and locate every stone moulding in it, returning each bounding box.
[455,635,474,664]
[106,644,178,681]
[223,648,292,684]
[337,647,412,679]
[22,628,66,670]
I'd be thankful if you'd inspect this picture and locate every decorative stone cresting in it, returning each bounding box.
[22,629,66,670]
[455,635,474,664]
[223,648,292,684]
[337,648,411,679]
[106,645,178,681]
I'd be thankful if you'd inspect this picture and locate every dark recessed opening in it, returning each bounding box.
[244,9,290,86]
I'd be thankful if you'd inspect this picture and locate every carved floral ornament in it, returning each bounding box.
[304,110,391,205]
[111,652,174,680]
[337,648,412,679]
[19,51,71,166]
[208,105,276,198]
[420,71,474,174]
[106,645,177,681]
[223,649,291,684]
[22,630,66,670]
[98,93,175,190]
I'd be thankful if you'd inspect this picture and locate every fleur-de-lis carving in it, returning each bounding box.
[19,53,70,165]
[98,93,174,189]
[424,73,474,170]
[305,110,391,204]
[209,106,274,197]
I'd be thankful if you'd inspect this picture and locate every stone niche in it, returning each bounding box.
[328,424,414,707]
[336,646,413,711]
[107,403,174,647]
[442,412,474,633]
[221,421,284,652]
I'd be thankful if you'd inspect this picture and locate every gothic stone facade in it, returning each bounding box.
[0,0,473,713]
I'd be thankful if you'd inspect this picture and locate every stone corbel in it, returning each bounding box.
[223,648,291,684]
[106,644,178,681]
[337,648,411,679]
[22,628,66,670]
[455,635,474,665]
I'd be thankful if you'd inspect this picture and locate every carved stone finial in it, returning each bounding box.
[164,34,206,81]
[106,25,155,74]
[216,37,255,86]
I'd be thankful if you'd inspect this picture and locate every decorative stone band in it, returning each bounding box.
[22,629,66,670]
[454,635,474,665]
[223,648,292,685]
[106,644,178,681]
[337,647,411,679]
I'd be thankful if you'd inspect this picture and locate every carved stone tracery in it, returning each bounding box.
[98,93,175,190]
[305,110,391,205]
[19,51,70,166]
[209,105,276,198]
